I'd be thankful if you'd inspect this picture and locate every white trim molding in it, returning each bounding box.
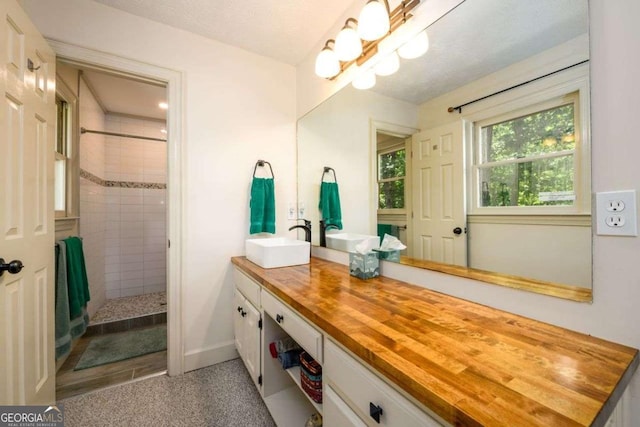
[48,39,185,376]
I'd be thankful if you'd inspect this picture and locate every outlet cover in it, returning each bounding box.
[596,190,638,236]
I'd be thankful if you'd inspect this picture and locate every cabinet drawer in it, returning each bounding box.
[261,290,323,363]
[325,340,441,427]
[233,268,261,308]
[325,384,367,427]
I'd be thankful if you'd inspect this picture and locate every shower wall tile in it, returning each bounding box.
[102,114,167,297]
[79,79,107,319]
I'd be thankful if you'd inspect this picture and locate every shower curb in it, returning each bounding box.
[86,311,167,336]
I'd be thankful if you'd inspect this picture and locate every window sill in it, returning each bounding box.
[55,216,79,232]
[467,214,591,227]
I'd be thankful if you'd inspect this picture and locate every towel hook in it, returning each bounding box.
[253,160,274,179]
[321,166,337,183]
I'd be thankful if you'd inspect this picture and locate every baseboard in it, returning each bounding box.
[183,340,238,372]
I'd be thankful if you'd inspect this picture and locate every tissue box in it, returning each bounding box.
[349,252,379,279]
[374,249,401,262]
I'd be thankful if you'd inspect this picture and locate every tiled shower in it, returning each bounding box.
[79,78,167,320]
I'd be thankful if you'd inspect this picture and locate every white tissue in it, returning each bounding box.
[379,233,406,251]
[355,238,378,254]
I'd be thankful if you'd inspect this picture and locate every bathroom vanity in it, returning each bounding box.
[231,256,638,426]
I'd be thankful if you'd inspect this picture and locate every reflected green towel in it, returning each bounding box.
[250,177,276,234]
[319,182,343,229]
[64,236,90,318]
[377,224,393,242]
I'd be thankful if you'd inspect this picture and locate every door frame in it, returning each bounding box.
[369,120,419,255]
[48,40,184,376]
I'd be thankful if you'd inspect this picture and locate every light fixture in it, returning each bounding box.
[159,102,168,110]
[374,52,399,76]
[352,68,376,90]
[314,0,422,81]
[358,0,390,41]
[315,39,341,79]
[335,18,363,62]
[398,30,429,59]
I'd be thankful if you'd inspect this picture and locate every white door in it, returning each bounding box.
[411,122,467,266]
[0,0,56,405]
[243,301,261,388]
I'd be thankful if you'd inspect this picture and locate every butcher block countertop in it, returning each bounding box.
[231,256,638,426]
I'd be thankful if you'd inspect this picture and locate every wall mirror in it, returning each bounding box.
[297,0,592,301]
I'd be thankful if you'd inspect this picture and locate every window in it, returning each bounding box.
[378,146,406,210]
[472,91,587,213]
[55,95,69,214]
[54,75,78,220]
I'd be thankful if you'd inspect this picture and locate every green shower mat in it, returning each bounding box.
[74,325,166,370]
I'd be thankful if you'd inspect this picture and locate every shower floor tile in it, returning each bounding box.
[91,291,166,325]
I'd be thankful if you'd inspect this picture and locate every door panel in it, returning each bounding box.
[412,122,467,266]
[243,301,261,388]
[0,0,56,405]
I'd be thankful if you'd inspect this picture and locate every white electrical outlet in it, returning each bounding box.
[298,202,306,219]
[596,190,638,236]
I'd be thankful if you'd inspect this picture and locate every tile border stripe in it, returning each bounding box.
[80,168,167,189]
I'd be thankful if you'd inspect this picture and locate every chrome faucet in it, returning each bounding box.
[289,219,312,243]
[319,220,340,247]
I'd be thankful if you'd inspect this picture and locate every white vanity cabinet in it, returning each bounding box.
[324,340,443,427]
[233,266,443,427]
[233,268,323,427]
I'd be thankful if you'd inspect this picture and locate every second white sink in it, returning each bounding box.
[325,233,380,253]
[246,237,310,269]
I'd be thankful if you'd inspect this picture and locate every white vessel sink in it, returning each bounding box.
[325,233,380,253]
[246,237,310,269]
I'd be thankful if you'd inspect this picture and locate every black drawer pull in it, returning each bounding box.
[241,310,247,317]
[370,402,383,423]
[237,306,243,313]
[276,314,284,324]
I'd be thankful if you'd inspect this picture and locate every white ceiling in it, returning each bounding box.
[91,0,353,66]
[81,69,167,121]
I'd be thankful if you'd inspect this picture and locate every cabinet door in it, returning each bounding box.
[325,385,367,427]
[233,289,246,359]
[243,300,261,388]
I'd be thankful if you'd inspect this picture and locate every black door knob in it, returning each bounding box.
[453,227,463,235]
[0,258,24,277]
[276,314,284,324]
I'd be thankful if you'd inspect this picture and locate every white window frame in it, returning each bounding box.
[465,70,591,216]
[377,142,407,214]
[55,75,79,219]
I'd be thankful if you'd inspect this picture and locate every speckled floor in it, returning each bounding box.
[59,358,276,427]
[91,292,167,325]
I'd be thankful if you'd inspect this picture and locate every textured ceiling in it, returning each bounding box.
[92,0,353,65]
[372,0,589,104]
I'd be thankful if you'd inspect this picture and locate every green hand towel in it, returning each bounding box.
[377,224,393,242]
[319,182,343,229]
[64,236,91,318]
[250,177,276,234]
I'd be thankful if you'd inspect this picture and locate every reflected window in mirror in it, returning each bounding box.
[378,145,406,211]
[470,91,589,216]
